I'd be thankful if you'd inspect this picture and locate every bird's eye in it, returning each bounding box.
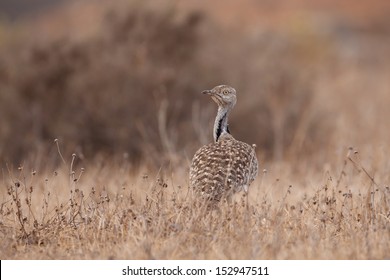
[223,90,229,95]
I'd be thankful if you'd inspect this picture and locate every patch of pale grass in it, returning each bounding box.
[0,148,389,260]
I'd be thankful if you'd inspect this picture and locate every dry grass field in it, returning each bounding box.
[0,146,389,259]
[0,0,390,259]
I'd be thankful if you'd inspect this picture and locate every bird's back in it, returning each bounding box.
[190,133,258,202]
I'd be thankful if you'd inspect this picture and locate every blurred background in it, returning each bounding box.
[0,0,389,167]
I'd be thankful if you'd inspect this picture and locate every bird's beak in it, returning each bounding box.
[202,89,213,95]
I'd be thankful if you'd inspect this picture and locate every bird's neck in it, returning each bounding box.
[214,106,230,142]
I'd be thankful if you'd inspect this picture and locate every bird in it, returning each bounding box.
[189,85,258,204]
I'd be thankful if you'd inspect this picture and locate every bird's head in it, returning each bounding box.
[202,85,237,108]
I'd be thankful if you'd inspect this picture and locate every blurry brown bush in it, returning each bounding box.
[2,2,386,167]
[0,6,209,165]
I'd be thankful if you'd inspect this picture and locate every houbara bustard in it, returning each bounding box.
[189,85,258,204]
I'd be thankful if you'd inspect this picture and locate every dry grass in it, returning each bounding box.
[0,145,389,260]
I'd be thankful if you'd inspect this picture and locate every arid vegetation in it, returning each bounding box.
[0,0,389,259]
[1,145,389,259]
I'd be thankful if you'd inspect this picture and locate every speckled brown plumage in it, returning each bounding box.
[189,85,258,203]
